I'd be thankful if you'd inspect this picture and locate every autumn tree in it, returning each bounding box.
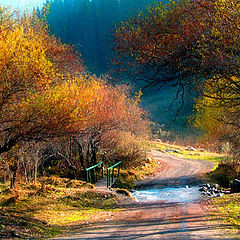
[0,6,108,188]
[0,6,92,157]
[193,76,240,158]
[0,4,152,187]
[43,79,149,178]
[74,81,148,167]
[113,0,240,92]
[113,0,240,157]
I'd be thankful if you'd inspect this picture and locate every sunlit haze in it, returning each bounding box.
[0,0,46,11]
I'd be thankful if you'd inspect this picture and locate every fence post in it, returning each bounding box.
[117,164,121,179]
[111,168,114,183]
[107,161,121,188]
[86,161,104,183]
[107,169,110,188]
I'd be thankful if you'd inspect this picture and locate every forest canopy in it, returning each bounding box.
[46,0,158,74]
[113,0,240,89]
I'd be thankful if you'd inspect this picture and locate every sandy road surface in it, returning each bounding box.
[51,151,239,240]
[136,150,214,188]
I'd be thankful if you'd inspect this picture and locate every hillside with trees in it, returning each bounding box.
[0,0,239,239]
[0,6,149,189]
[113,0,240,159]
[44,0,193,135]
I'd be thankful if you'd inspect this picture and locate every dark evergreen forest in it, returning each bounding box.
[46,0,159,74]
[45,0,196,137]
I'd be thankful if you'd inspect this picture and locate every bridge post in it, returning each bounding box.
[107,161,121,188]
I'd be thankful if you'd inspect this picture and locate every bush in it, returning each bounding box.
[101,131,147,168]
[114,171,135,189]
[38,176,94,189]
[209,161,240,187]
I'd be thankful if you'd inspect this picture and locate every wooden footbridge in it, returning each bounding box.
[86,161,121,188]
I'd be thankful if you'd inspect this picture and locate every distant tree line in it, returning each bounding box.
[44,0,161,74]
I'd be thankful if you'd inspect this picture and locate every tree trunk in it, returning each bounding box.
[74,140,86,170]
[34,159,38,182]
[91,146,97,166]
[10,170,17,189]
[9,156,19,189]
[86,143,90,168]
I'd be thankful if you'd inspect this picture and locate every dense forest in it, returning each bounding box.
[46,0,158,74]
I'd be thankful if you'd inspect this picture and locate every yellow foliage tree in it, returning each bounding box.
[193,76,240,154]
[0,8,90,154]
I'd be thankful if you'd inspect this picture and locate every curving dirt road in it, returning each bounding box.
[51,151,239,240]
[136,150,214,189]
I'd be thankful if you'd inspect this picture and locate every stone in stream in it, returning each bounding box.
[206,191,212,196]
[199,187,206,192]
[198,183,227,197]
[186,146,196,151]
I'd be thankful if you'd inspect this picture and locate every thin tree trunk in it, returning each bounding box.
[9,156,19,189]
[34,159,38,182]
[10,170,17,189]
[73,139,86,170]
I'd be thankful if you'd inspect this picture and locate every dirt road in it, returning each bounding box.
[136,150,214,189]
[51,151,239,240]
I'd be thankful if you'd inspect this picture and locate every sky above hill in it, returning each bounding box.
[0,0,46,11]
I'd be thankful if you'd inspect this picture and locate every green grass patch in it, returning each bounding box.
[208,163,238,187]
[147,140,225,164]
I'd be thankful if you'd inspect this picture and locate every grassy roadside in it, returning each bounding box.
[147,141,225,163]
[209,193,240,235]
[115,153,160,189]
[0,177,119,239]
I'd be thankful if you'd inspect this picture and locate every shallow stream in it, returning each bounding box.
[132,186,203,203]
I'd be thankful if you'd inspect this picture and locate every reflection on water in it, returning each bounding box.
[132,186,203,203]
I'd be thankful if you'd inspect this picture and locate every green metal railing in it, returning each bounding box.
[86,161,104,183]
[107,161,121,188]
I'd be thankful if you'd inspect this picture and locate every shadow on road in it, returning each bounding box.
[52,200,239,240]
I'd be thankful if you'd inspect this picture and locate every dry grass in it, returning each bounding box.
[0,177,119,239]
[115,153,161,189]
[147,140,225,163]
[210,193,240,236]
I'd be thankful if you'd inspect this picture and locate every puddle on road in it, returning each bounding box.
[132,186,203,203]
